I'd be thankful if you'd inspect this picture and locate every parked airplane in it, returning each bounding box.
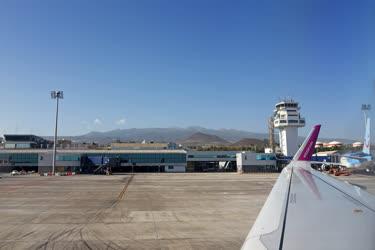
[340,117,372,168]
[242,125,375,250]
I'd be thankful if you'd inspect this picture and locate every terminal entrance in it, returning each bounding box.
[187,161,237,172]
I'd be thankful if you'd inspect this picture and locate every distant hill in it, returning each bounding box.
[177,132,229,146]
[51,126,358,145]
[73,127,268,144]
[231,138,266,147]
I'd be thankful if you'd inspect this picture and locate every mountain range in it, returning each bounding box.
[73,127,267,144]
[176,132,229,146]
[67,127,357,145]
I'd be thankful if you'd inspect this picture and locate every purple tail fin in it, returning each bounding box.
[293,125,321,161]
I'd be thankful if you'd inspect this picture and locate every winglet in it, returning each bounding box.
[293,125,321,161]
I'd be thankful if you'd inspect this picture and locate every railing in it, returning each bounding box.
[274,118,305,126]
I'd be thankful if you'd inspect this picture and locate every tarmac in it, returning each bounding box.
[0,173,373,250]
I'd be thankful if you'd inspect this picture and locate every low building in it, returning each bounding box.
[352,142,363,148]
[328,141,343,148]
[236,152,277,173]
[314,150,340,163]
[315,141,324,148]
[3,135,51,149]
[0,149,187,174]
[315,150,338,157]
[0,135,288,174]
[111,142,177,150]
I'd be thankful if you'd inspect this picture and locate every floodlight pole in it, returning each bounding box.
[51,91,63,175]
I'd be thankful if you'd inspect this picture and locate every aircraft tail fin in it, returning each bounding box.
[363,118,370,154]
[293,125,321,161]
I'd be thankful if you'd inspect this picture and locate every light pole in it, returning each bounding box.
[51,90,64,175]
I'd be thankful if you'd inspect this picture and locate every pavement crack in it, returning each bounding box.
[79,228,93,250]
[117,175,134,202]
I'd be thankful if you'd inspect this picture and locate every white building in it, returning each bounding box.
[273,100,305,157]
[236,152,277,173]
[328,141,343,148]
[315,141,324,148]
[352,141,364,148]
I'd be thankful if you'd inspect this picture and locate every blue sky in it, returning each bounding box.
[0,0,374,139]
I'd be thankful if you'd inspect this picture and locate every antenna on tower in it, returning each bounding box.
[268,116,275,153]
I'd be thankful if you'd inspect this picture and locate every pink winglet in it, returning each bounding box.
[293,125,321,161]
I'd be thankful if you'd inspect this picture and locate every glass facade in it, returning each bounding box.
[0,152,185,165]
[16,143,32,149]
[0,153,39,164]
[85,153,186,164]
[187,152,236,159]
[0,151,187,173]
[56,154,81,161]
[256,154,276,161]
[4,144,16,149]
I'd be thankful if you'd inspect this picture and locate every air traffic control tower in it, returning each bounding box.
[273,100,305,157]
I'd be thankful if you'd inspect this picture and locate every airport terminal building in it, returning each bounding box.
[0,149,187,173]
[0,149,280,174]
[0,134,279,174]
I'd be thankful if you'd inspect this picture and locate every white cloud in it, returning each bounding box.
[94,118,102,125]
[116,118,126,125]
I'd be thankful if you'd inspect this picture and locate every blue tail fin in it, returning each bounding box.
[363,118,370,154]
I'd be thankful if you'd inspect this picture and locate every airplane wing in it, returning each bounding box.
[242,125,375,250]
